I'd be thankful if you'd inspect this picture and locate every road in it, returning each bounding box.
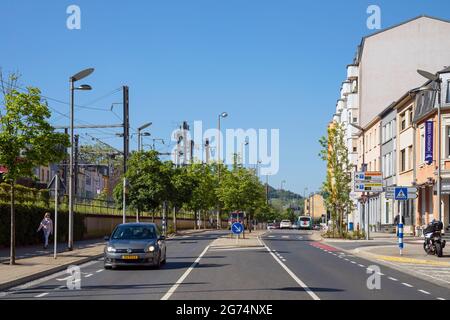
[1,230,449,300]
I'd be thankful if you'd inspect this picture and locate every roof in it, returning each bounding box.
[357,15,450,63]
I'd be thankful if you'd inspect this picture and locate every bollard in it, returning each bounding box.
[398,223,404,256]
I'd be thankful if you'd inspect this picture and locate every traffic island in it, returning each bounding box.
[209,230,267,250]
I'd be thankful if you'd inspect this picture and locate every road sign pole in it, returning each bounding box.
[399,200,405,256]
[54,175,58,259]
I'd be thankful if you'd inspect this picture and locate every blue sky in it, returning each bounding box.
[2,0,450,195]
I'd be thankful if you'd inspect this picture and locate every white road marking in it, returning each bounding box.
[278,256,284,259]
[437,297,446,301]
[161,245,210,301]
[282,236,289,239]
[9,260,100,291]
[388,277,398,282]
[350,261,356,264]
[85,274,93,278]
[268,236,275,238]
[377,272,385,276]
[358,264,365,268]
[418,289,431,295]
[260,238,320,301]
[402,283,413,288]
[35,293,49,298]
[96,269,104,273]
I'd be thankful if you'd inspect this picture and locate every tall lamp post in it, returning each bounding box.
[304,187,308,215]
[416,68,450,224]
[68,68,94,251]
[217,112,228,229]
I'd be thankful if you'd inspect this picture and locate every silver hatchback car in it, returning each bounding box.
[104,223,167,269]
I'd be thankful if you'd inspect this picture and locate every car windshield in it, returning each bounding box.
[111,225,157,240]
[300,218,310,222]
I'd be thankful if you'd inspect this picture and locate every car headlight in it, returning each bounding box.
[106,246,116,253]
[147,246,155,252]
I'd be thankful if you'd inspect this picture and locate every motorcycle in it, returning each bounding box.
[423,220,446,257]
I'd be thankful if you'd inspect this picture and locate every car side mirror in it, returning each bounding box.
[104,236,110,241]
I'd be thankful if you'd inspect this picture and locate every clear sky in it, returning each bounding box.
[2,0,450,195]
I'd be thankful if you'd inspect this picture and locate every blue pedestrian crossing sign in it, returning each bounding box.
[231,222,244,235]
[395,187,408,201]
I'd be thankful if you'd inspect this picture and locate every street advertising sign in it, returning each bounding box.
[425,120,434,165]
[231,222,244,235]
[386,187,418,200]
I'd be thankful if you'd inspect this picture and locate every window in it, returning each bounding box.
[409,109,413,126]
[400,113,406,131]
[400,149,406,172]
[447,80,450,104]
[353,117,357,123]
[353,147,357,152]
[447,126,450,158]
[408,146,413,170]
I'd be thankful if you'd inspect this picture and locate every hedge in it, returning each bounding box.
[0,204,85,247]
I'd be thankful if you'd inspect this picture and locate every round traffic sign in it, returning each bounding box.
[231,222,244,235]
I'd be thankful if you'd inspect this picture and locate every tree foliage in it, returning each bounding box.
[319,123,354,236]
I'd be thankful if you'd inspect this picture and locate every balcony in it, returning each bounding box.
[346,93,359,110]
[336,99,346,113]
[347,65,359,80]
[341,81,352,96]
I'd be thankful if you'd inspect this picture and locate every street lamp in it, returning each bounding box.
[240,138,249,166]
[68,68,94,251]
[416,68,448,224]
[137,122,152,152]
[217,112,228,229]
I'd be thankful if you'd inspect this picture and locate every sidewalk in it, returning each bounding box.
[0,228,210,291]
[209,230,267,249]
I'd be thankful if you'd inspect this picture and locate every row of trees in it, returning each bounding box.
[112,151,270,231]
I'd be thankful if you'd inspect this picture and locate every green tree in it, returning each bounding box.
[186,163,218,229]
[319,123,354,237]
[0,77,70,264]
[217,165,266,232]
[113,150,172,220]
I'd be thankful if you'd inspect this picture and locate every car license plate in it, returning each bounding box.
[121,255,139,260]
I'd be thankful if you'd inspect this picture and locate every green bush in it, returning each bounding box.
[0,203,86,247]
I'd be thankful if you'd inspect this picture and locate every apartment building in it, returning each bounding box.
[332,15,450,232]
[305,193,327,221]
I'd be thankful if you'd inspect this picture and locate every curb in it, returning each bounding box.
[0,253,104,292]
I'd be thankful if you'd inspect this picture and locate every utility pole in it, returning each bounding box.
[122,86,129,225]
[123,86,129,175]
[266,175,269,205]
[74,135,79,197]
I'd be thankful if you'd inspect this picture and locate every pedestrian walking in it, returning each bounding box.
[37,212,53,249]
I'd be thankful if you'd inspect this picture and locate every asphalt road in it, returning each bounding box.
[1,229,449,300]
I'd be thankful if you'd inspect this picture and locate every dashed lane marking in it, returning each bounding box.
[388,277,398,282]
[35,293,49,298]
[402,283,413,288]
[418,289,431,295]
